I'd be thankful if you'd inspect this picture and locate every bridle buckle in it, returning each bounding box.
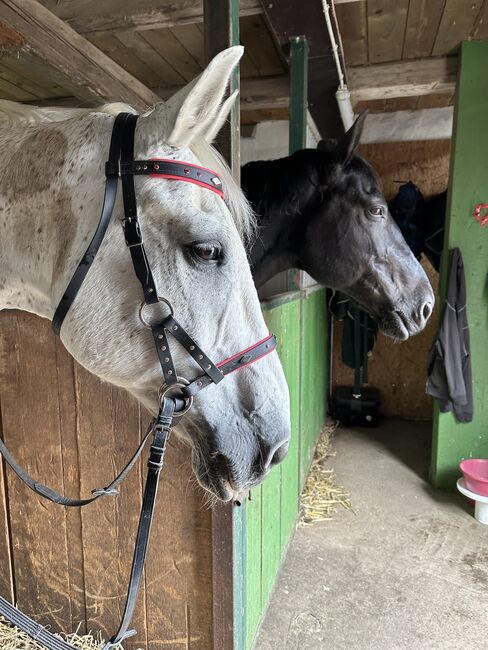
[123,218,143,247]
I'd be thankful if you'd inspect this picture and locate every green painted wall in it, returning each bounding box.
[431,40,488,488]
[233,288,328,649]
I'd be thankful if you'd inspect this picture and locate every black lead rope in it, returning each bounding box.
[0,398,174,650]
[0,112,277,649]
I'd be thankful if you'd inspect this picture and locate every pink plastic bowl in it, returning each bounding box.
[460,459,488,497]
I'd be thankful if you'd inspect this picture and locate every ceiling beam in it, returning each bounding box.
[39,0,262,36]
[349,56,458,102]
[0,0,161,109]
[156,75,289,111]
[260,0,344,138]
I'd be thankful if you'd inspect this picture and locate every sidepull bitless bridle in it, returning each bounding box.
[0,113,276,649]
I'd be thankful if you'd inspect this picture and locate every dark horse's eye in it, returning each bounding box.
[192,243,221,263]
[368,206,385,219]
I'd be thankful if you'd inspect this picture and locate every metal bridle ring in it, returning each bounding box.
[158,378,194,417]
[139,296,175,328]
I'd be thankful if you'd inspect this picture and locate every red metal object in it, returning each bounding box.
[473,203,488,226]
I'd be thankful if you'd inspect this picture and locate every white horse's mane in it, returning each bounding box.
[0,99,255,243]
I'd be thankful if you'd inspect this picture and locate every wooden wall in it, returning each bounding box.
[332,139,451,420]
[0,311,213,650]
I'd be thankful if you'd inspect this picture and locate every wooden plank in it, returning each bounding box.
[38,0,262,35]
[472,2,488,39]
[88,32,167,88]
[170,23,205,67]
[113,29,186,87]
[0,313,75,633]
[0,411,15,604]
[0,63,53,99]
[348,56,458,102]
[335,0,368,65]
[431,40,488,487]
[403,0,445,59]
[367,0,409,63]
[0,0,160,108]
[300,290,328,487]
[417,91,453,109]
[139,28,201,83]
[433,0,484,56]
[240,14,284,76]
[261,0,343,137]
[0,76,37,101]
[0,52,70,99]
[244,485,262,650]
[277,300,301,550]
[240,106,288,124]
[384,95,419,111]
[144,438,213,650]
[73,366,148,649]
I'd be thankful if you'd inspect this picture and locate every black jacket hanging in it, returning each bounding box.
[426,247,473,422]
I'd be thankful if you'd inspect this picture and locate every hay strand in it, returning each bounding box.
[0,617,140,650]
[299,421,352,526]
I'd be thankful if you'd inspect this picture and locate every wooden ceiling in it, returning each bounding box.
[0,0,487,131]
[336,0,488,112]
[0,0,287,124]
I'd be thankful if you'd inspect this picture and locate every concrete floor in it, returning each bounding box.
[255,420,488,650]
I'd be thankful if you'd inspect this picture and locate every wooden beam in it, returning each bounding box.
[156,75,289,110]
[41,0,262,36]
[260,0,343,138]
[0,0,161,108]
[348,56,458,102]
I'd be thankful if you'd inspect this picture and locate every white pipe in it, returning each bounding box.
[321,0,346,90]
[335,88,355,130]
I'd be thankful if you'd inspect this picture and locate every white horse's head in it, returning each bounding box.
[0,47,290,502]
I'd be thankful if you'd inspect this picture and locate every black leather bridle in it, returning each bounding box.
[0,112,277,649]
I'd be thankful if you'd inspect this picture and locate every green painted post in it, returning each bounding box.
[431,40,488,488]
[289,36,309,155]
[287,36,309,291]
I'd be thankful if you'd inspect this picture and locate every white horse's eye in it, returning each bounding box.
[191,243,221,263]
[368,206,384,219]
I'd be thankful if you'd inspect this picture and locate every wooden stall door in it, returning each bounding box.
[332,139,451,420]
[0,311,213,650]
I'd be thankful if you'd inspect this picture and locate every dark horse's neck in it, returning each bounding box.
[242,150,322,288]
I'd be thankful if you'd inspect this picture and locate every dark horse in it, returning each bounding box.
[242,113,434,341]
[390,182,447,272]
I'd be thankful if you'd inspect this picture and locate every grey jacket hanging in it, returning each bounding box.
[426,247,473,422]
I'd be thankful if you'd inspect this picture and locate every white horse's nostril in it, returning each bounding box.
[421,301,433,322]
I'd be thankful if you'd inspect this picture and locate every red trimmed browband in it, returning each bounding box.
[105,158,224,198]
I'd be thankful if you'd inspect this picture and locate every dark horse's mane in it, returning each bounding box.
[241,148,381,222]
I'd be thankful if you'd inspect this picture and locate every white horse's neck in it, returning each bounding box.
[0,113,114,320]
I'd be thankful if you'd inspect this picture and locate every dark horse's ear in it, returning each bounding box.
[334,110,368,166]
[317,138,337,153]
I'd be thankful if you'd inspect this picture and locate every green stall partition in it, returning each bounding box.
[233,287,328,650]
[431,40,488,488]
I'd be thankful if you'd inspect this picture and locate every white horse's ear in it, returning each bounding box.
[164,46,243,147]
[203,89,239,143]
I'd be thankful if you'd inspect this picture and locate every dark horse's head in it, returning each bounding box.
[244,113,434,340]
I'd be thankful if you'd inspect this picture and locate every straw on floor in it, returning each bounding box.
[0,618,137,650]
[300,420,352,526]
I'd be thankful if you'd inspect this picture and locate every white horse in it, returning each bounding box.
[0,46,290,502]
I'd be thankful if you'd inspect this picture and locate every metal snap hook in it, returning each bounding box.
[139,296,175,328]
[158,378,194,417]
